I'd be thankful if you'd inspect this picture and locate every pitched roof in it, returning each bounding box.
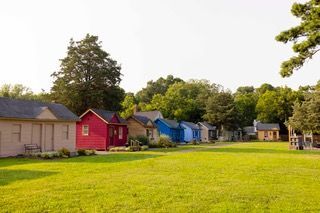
[134,111,163,121]
[198,122,216,130]
[131,115,154,127]
[89,108,126,124]
[0,97,79,121]
[181,121,200,130]
[243,126,255,135]
[157,118,183,129]
[256,123,280,131]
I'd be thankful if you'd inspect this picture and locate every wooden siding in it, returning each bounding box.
[257,130,279,141]
[76,111,107,150]
[76,111,128,150]
[127,118,158,141]
[0,120,76,157]
[155,119,184,142]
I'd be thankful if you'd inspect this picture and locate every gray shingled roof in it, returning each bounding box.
[198,122,216,130]
[256,123,280,131]
[181,121,200,130]
[243,126,255,135]
[132,115,154,126]
[158,118,183,129]
[91,109,126,124]
[135,111,163,121]
[0,97,79,121]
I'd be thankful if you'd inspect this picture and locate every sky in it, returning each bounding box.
[0,0,319,94]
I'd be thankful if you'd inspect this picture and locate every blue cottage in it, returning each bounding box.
[180,121,201,142]
[154,118,184,142]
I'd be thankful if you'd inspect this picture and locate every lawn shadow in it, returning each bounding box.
[199,147,320,155]
[0,158,45,168]
[148,146,200,153]
[63,153,162,164]
[0,169,58,186]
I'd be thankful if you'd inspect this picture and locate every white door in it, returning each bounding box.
[44,124,54,151]
[32,124,42,147]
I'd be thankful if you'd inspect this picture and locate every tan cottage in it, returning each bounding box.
[127,115,158,141]
[256,122,280,141]
[0,97,79,157]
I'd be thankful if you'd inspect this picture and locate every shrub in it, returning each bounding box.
[141,145,149,151]
[192,140,200,145]
[77,149,86,156]
[38,151,60,159]
[85,149,96,156]
[158,135,176,148]
[58,147,70,157]
[109,146,128,152]
[148,141,160,148]
[135,135,149,146]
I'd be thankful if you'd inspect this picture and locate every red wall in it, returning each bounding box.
[76,111,107,150]
[76,111,128,150]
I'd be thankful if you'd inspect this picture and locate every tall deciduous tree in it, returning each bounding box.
[234,86,258,127]
[0,84,51,102]
[135,75,183,104]
[276,0,320,77]
[120,93,136,119]
[51,34,124,115]
[256,87,302,124]
[145,80,213,122]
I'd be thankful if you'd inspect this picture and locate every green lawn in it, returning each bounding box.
[1,142,320,212]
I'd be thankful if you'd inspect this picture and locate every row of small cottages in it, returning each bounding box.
[0,98,217,157]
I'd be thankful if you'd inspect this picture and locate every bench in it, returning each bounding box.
[24,144,41,154]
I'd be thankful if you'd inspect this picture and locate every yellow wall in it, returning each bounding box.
[257,130,279,141]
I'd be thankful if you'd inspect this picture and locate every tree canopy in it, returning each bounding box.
[51,34,124,115]
[276,0,320,77]
[289,91,320,133]
[0,84,51,102]
[135,75,183,104]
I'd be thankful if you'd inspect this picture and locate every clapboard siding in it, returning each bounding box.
[76,111,107,150]
[0,120,76,157]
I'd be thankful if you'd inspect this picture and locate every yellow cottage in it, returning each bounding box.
[256,122,280,141]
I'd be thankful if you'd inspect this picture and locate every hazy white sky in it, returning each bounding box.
[0,0,318,93]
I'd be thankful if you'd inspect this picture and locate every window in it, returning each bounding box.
[62,125,69,140]
[119,127,123,139]
[82,125,89,136]
[146,129,153,138]
[12,124,21,142]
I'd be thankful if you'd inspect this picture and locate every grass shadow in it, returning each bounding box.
[0,169,58,186]
[63,153,162,164]
[0,158,45,168]
[148,146,200,153]
[199,147,320,155]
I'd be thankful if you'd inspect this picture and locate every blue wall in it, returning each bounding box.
[181,123,201,142]
[155,119,184,142]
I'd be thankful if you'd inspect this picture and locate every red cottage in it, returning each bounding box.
[76,109,128,150]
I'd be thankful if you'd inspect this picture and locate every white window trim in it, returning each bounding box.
[82,125,89,136]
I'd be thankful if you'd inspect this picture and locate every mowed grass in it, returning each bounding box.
[1,143,320,212]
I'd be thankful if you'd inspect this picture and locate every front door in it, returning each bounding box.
[44,124,54,151]
[273,131,277,140]
[109,127,114,146]
[32,124,42,148]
